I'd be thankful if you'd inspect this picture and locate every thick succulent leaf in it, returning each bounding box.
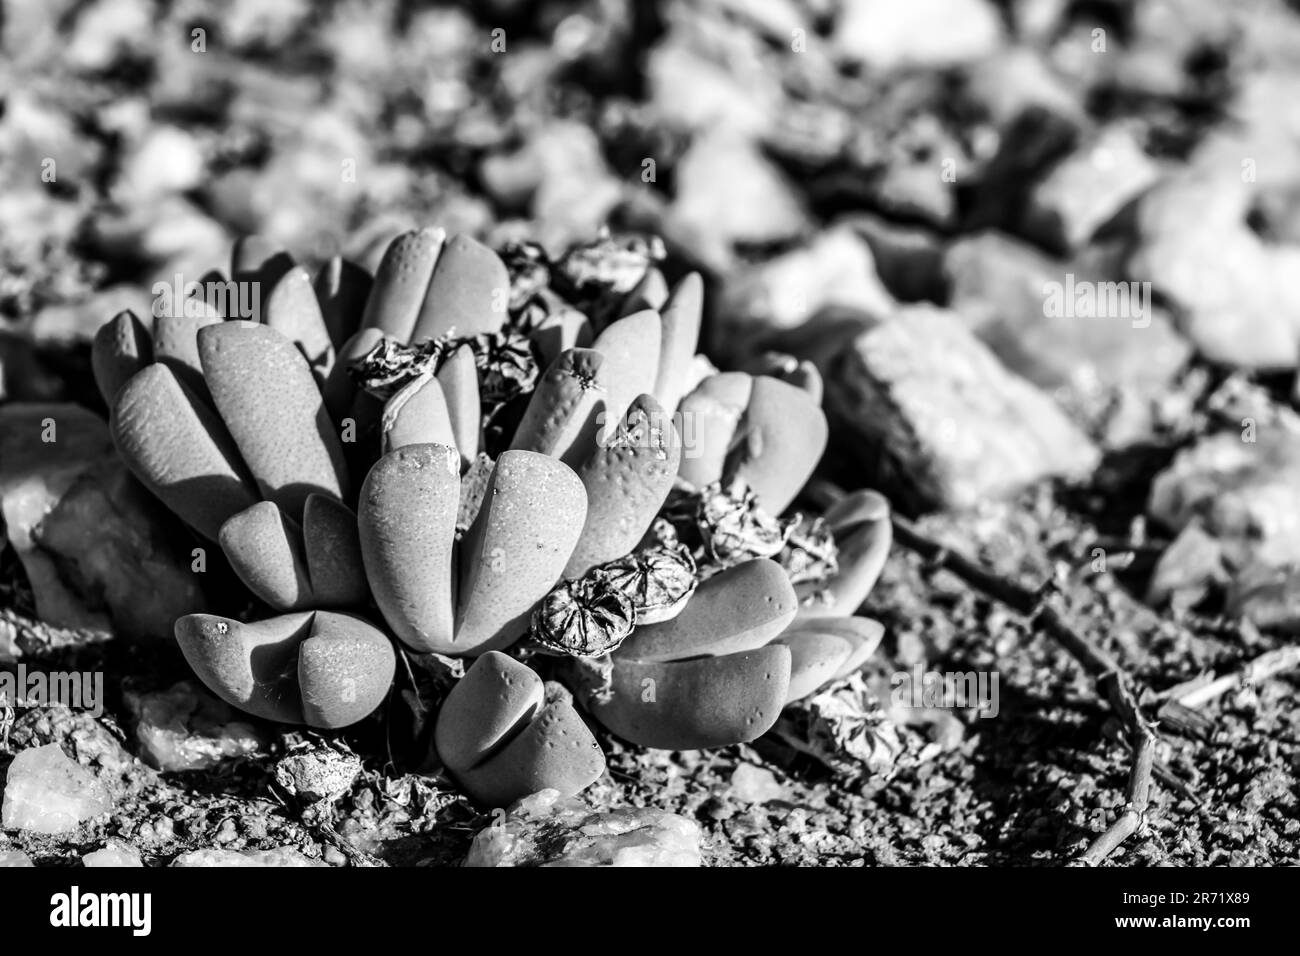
[780,616,885,680]
[615,558,796,662]
[412,234,509,342]
[110,363,259,540]
[198,321,350,520]
[297,611,396,728]
[509,348,608,468]
[725,375,827,515]
[565,394,682,578]
[435,344,481,467]
[451,699,605,808]
[433,651,544,773]
[652,273,703,415]
[360,228,445,342]
[796,491,891,619]
[302,493,369,607]
[589,309,661,426]
[675,372,752,490]
[153,313,222,404]
[381,374,456,454]
[590,646,791,750]
[358,444,460,654]
[454,450,587,655]
[91,310,153,405]
[173,612,313,724]
[218,501,312,611]
[770,631,852,704]
[264,266,335,385]
[314,256,373,349]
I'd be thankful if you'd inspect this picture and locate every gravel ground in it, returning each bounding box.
[2,0,1298,866]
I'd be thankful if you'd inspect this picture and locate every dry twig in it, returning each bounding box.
[806,480,1160,865]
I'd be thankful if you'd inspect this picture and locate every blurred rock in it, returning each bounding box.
[672,131,808,269]
[1148,428,1300,570]
[65,0,152,72]
[1146,520,1229,610]
[1020,126,1161,253]
[1224,561,1300,633]
[466,788,703,867]
[114,126,206,205]
[729,763,786,804]
[83,844,144,867]
[822,306,1100,511]
[965,47,1081,130]
[511,122,624,256]
[127,681,266,772]
[0,334,63,402]
[718,227,892,355]
[29,286,153,347]
[274,746,362,806]
[944,231,1191,445]
[0,849,34,867]
[846,215,947,302]
[834,0,1004,71]
[171,847,326,867]
[1130,171,1298,369]
[1,743,113,834]
[34,460,207,641]
[0,404,115,632]
[647,12,781,138]
[7,706,133,776]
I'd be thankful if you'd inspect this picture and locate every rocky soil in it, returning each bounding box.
[2,0,1299,866]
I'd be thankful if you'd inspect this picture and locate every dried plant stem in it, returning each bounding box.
[805,481,1160,865]
[885,513,1158,864]
[1176,645,1300,709]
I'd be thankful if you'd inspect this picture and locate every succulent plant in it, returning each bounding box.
[94,227,893,807]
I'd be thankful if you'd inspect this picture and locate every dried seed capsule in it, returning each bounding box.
[594,542,697,626]
[531,576,636,658]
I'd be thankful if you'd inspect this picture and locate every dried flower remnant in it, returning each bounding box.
[351,329,537,413]
[699,477,795,567]
[779,514,839,587]
[498,239,553,314]
[552,232,666,323]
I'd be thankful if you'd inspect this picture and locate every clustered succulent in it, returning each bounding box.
[92,227,893,808]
